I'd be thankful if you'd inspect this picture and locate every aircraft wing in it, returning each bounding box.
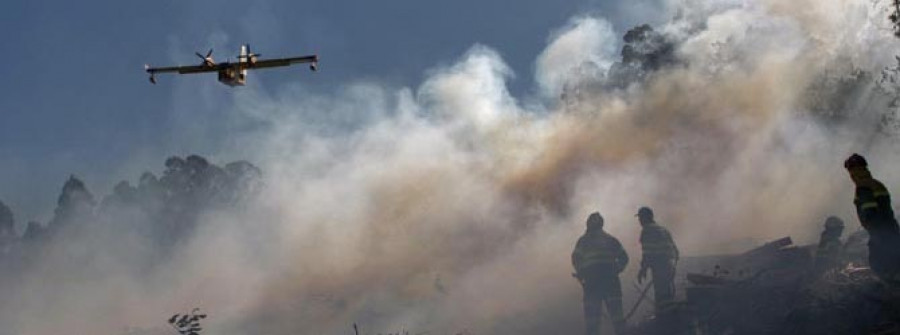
[145,64,222,74]
[249,55,318,69]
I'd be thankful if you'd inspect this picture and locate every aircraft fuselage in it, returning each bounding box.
[217,65,247,86]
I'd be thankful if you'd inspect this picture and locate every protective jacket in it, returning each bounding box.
[850,166,900,282]
[640,222,678,266]
[640,221,679,316]
[573,229,628,335]
[572,230,629,276]
[814,232,843,275]
[851,168,899,234]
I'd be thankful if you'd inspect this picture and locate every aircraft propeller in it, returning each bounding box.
[196,49,213,60]
[196,49,214,66]
[244,44,260,59]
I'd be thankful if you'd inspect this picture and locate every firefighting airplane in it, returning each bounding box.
[144,45,318,86]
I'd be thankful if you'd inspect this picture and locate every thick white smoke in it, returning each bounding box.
[536,16,620,98]
[7,0,900,334]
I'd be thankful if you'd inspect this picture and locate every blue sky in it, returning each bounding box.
[0,0,660,222]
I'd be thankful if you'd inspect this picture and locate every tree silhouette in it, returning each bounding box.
[167,308,207,335]
[0,200,13,239]
[48,175,96,230]
[890,0,900,37]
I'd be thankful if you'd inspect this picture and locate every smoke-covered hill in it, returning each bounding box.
[0,155,261,334]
